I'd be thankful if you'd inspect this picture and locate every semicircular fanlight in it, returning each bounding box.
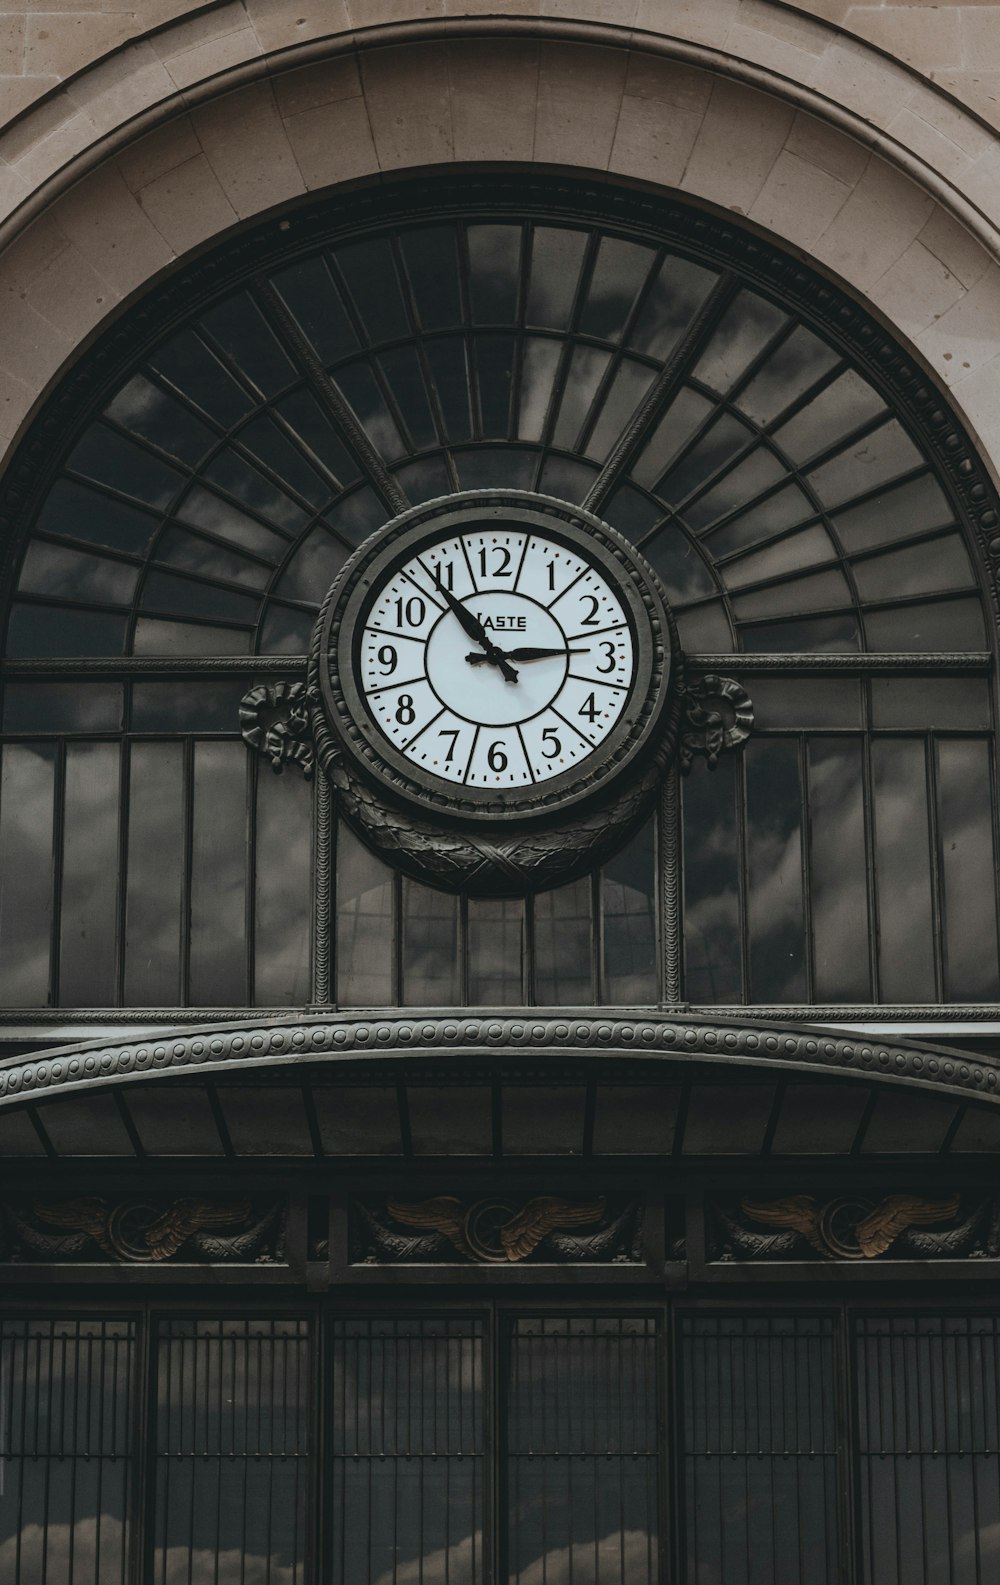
[4,187,988,663]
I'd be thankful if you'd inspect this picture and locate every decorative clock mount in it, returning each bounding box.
[240,490,753,894]
[311,490,680,893]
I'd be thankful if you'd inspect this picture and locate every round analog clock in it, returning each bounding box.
[309,492,680,891]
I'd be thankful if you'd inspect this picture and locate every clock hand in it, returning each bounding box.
[465,647,589,664]
[436,581,519,682]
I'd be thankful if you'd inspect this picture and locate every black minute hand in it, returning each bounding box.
[436,581,519,683]
[465,646,589,664]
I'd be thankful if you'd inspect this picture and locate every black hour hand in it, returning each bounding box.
[437,581,518,682]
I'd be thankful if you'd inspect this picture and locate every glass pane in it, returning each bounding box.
[806,418,923,507]
[534,876,594,1004]
[378,345,437,449]
[334,362,405,461]
[468,896,524,1003]
[154,524,272,589]
[872,738,937,1001]
[468,223,521,322]
[551,345,612,449]
[18,540,139,604]
[832,472,951,552]
[683,1316,840,1585]
[517,336,562,441]
[3,681,123,734]
[585,359,657,462]
[424,337,472,442]
[34,478,160,556]
[628,253,718,361]
[331,1318,484,1585]
[0,1318,136,1585]
[199,293,298,396]
[852,531,975,601]
[806,737,871,1001]
[60,742,120,1005]
[508,1317,659,1585]
[254,761,312,1005]
[105,373,216,465]
[149,328,255,426]
[630,387,714,490]
[750,677,861,729]
[271,254,358,362]
[0,742,56,1004]
[475,334,515,437]
[721,522,836,590]
[682,755,743,1003]
[936,737,1000,1000]
[526,226,588,329]
[124,740,184,1005]
[131,678,249,732]
[578,236,656,340]
[7,602,128,658]
[339,237,410,343]
[745,738,807,1001]
[658,412,751,505]
[684,446,787,534]
[153,1319,308,1585]
[189,740,247,1006]
[336,821,394,1005]
[735,323,839,425]
[774,367,885,464]
[856,1316,1000,1585]
[401,878,460,1004]
[692,290,787,392]
[864,595,987,652]
[400,225,461,330]
[870,676,991,730]
[602,815,657,1003]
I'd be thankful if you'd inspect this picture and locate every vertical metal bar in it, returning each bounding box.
[181,735,195,1007]
[659,768,682,1005]
[926,736,946,1001]
[313,770,334,1006]
[49,736,66,1005]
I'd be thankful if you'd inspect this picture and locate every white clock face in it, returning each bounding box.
[356,527,636,789]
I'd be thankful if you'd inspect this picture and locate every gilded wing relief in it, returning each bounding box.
[715,1192,977,1261]
[357,1195,640,1265]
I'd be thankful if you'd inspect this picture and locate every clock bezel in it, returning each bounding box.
[312,491,677,826]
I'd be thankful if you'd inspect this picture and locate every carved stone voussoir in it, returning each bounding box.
[711,1192,1000,1262]
[0,1196,286,1264]
[679,674,753,772]
[352,1194,643,1265]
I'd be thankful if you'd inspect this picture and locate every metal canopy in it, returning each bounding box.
[0,1012,997,1163]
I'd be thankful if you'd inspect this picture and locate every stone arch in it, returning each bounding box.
[0,10,996,485]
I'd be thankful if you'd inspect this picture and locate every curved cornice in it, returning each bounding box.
[1,1012,998,1111]
[0,11,998,260]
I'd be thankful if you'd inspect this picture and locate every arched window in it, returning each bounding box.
[3,171,1000,1585]
[0,174,996,1015]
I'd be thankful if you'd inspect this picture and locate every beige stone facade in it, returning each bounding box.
[0,0,997,486]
